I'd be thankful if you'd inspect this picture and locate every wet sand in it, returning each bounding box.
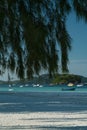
[0,92,87,129]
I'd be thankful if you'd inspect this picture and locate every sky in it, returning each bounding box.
[0,11,87,81]
[67,12,87,77]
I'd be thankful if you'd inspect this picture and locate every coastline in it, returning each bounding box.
[0,92,87,129]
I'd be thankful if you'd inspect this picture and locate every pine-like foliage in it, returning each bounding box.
[0,0,87,79]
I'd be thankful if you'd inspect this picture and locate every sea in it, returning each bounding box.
[0,83,87,130]
[0,83,87,93]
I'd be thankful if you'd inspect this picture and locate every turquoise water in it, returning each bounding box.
[0,84,87,130]
[0,84,87,93]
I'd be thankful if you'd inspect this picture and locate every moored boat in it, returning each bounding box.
[62,87,75,91]
[76,84,84,87]
[67,83,74,87]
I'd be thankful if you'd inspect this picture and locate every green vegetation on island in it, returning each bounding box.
[52,74,82,85]
[0,74,87,85]
[30,73,87,85]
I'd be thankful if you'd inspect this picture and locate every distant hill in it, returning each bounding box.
[0,74,87,85]
[81,76,87,83]
[52,74,87,84]
[30,74,87,85]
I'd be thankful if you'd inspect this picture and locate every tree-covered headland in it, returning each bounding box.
[52,74,82,85]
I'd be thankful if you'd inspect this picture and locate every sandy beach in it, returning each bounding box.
[0,112,87,130]
[0,92,87,129]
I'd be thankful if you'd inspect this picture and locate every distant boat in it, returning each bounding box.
[67,83,74,87]
[39,85,43,87]
[25,84,28,87]
[33,84,40,87]
[33,84,37,87]
[62,87,75,91]
[9,84,12,87]
[19,85,23,88]
[8,88,13,91]
[76,84,83,87]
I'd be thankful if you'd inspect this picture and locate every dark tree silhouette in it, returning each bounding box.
[0,0,87,79]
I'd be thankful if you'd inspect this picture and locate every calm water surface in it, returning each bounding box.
[0,84,87,93]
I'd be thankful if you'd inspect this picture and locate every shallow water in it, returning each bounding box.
[0,84,87,93]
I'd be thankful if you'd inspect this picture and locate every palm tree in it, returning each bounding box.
[0,0,87,79]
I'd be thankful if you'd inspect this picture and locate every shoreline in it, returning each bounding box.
[0,111,87,129]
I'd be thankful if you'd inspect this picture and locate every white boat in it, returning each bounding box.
[67,83,74,87]
[76,84,83,87]
[9,84,12,87]
[19,85,23,88]
[39,85,43,87]
[33,84,37,87]
[25,84,28,87]
[33,84,40,87]
[8,88,13,91]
